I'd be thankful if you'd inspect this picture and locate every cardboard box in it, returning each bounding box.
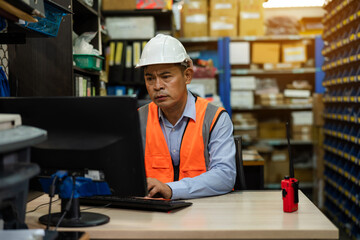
[263,62,302,70]
[182,0,208,37]
[265,150,289,184]
[256,93,284,106]
[291,111,313,125]
[209,16,237,37]
[102,0,136,11]
[231,90,254,108]
[294,168,313,182]
[189,78,217,97]
[284,97,312,105]
[292,133,312,141]
[258,122,286,139]
[252,43,280,63]
[210,0,238,17]
[231,76,256,90]
[238,0,264,36]
[282,43,307,63]
[292,124,312,134]
[232,113,255,121]
[233,128,257,140]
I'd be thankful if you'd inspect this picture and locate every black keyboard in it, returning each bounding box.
[79,195,192,212]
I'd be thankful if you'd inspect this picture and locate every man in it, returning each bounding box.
[137,34,236,200]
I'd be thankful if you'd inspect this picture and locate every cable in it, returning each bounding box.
[55,175,76,230]
[26,199,60,214]
[47,175,58,230]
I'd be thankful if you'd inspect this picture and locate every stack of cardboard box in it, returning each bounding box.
[291,111,313,141]
[230,76,256,108]
[182,0,265,38]
[256,93,284,106]
[181,0,209,37]
[238,0,264,36]
[258,121,286,139]
[284,81,312,105]
[209,0,238,37]
[232,113,257,141]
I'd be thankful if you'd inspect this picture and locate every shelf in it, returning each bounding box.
[232,104,312,111]
[179,37,219,43]
[102,9,172,17]
[179,35,318,43]
[258,139,313,146]
[74,0,98,16]
[230,35,318,41]
[73,66,101,76]
[231,68,318,75]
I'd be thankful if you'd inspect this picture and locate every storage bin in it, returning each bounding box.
[73,54,104,71]
[23,1,67,37]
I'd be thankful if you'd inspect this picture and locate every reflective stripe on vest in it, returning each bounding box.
[138,97,225,183]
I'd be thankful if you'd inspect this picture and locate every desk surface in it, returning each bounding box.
[26,191,338,240]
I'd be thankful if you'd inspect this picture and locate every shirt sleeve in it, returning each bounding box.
[167,112,236,199]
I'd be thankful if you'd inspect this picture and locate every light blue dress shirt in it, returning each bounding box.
[158,91,236,199]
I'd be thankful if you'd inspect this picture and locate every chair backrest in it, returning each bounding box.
[234,136,247,190]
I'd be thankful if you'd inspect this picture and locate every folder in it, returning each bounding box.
[125,44,133,81]
[133,41,142,82]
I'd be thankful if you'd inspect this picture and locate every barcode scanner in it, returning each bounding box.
[281,121,299,212]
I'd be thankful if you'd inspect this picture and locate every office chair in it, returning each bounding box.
[234,136,247,190]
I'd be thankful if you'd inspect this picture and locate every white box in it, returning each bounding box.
[291,111,313,125]
[106,17,155,39]
[189,78,217,97]
[229,42,250,64]
[231,76,256,90]
[187,84,206,98]
[231,91,254,108]
[284,89,311,98]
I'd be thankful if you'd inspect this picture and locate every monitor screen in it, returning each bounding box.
[0,96,147,198]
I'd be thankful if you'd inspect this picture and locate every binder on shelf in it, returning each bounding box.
[108,41,126,85]
[125,44,133,81]
[109,41,116,67]
[133,41,142,82]
[75,74,80,97]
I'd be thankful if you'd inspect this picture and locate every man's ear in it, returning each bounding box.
[184,68,193,84]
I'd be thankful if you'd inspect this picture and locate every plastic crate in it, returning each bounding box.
[23,1,67,37]
[73,54,104,71]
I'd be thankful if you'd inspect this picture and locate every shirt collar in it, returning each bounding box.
[158,91,196,126]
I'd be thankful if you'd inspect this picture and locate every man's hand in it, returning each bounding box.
[147,178,172,199]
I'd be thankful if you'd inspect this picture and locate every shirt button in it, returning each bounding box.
[173,149,176,153]
[171,128,175,132]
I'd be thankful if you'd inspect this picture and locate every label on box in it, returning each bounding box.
[186,14,207,23]
[241,12,260,19]
[189,2,201,8]
[215,3,232,9]
[284,47,306,62]
[211,22,234,30]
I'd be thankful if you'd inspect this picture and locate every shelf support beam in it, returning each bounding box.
[218,37,231,116]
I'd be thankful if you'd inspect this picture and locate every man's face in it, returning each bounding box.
[144,64,191,111]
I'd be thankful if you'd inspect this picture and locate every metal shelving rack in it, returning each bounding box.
[322,0,360,239]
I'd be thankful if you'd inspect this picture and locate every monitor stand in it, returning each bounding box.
[39,198,109,227]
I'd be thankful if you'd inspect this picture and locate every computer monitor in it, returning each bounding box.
[0,96,148,198]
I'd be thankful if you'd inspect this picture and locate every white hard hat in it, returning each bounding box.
[136,34,192,68]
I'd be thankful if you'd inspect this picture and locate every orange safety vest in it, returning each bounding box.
[138,96,225,183]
